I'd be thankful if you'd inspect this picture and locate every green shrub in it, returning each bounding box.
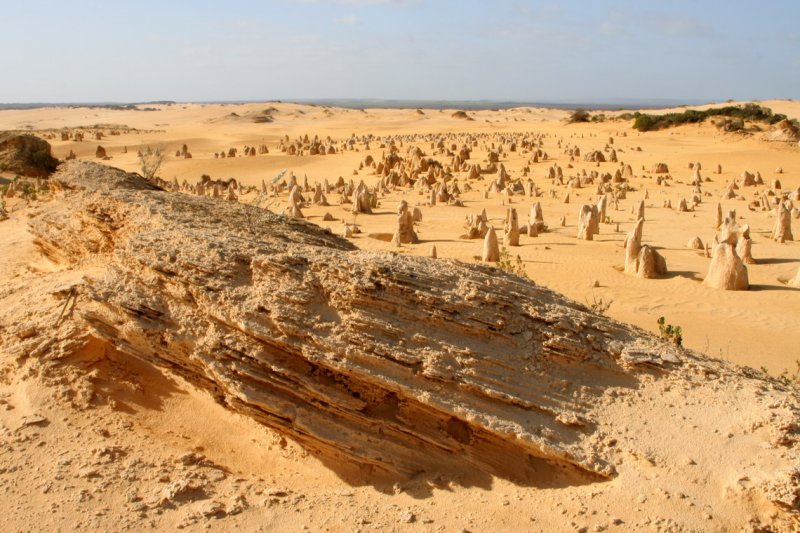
[715,117,745,132]
[657,316,683,347]
[586,293,613,315]
[497,246,528,279]
[631,104,793,132]
[567,109,591,123]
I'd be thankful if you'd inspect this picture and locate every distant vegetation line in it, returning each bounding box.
[567,104,798,133]
[627,104,797,132]
[0,101,177,111]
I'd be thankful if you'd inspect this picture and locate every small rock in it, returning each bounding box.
[15,323,37,339]
[199,500,226,518]
[95,446,127,462]
[178,452,206,466]
[78,467,101,479]
[160,479,204,505]
[20,415,48,427]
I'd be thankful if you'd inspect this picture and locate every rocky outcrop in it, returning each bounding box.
[762,119,800,142]
[773,202,794,243]
[687,236,704,250]
[736,225,756,265]
[704,243,749,290]
[623,219,667,279]
[577,204,599,241]
[705,220,749,290]
[583,151,605,163]
[27,162,700,483]
[482,226,500,262]
[650,163,669,174]
[503,208,520,247]
[0,133,59,177]
[391,200,418,245]
[529,202,545,233]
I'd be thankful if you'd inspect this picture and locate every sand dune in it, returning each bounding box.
[1,101,799,531]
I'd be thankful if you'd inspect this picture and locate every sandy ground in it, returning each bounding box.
[3,100,796,372]
[1,101,799,532]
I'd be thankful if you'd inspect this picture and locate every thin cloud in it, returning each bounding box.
[335,14,359,25]
[598,10,632,37]
[598,9,712,40]
[652,14,711,37]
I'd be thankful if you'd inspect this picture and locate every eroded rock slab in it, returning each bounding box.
[27,162,693,481]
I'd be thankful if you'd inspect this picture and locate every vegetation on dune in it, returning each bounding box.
[138,147,164,181]
[628,103,797,132]
[567,109,609,124]
[761,360,800,387]
[567,108,591,123]
[586,293,613,315]
[496,246,529,279]
[657,316,683,347]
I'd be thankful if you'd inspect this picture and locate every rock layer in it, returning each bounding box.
[31,162,690,482]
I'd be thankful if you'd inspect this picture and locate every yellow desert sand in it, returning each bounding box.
[1,98,799,533]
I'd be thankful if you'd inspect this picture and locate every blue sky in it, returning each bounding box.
[1,0,798,103]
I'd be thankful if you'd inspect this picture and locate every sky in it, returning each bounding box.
[1,0,798,104]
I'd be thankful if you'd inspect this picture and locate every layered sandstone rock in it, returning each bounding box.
[24,162,755,483]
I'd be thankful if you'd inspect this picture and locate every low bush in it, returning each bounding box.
[657,316,683,347]
[567,109,591,123]
[631,103,796,132]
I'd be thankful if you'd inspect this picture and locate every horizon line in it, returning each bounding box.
[0,97,788,112]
